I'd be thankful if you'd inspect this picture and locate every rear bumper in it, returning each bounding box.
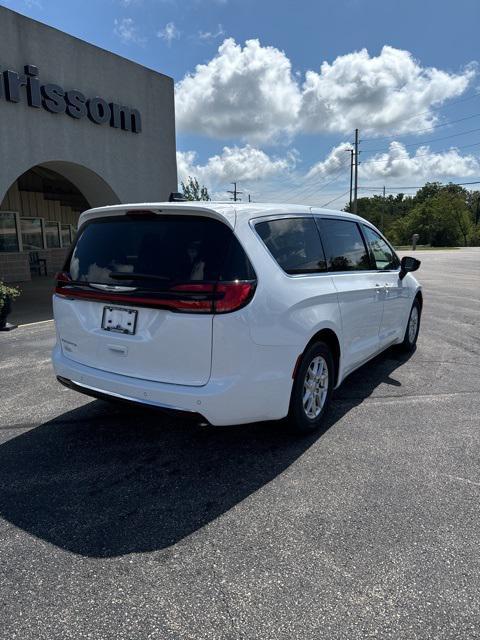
[56,375,205,422]
[52,344,294,426]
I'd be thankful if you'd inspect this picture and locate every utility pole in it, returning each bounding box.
[227,182,242,202]
[349,149,354,211]
[353,128,359,214]
[381,185,386,232]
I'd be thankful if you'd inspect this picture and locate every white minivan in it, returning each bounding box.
[52,202,422,432]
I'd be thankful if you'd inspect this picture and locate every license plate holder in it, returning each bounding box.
[101,306,138,335]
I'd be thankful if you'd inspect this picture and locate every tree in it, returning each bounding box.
[347,182,478,246]
[344,193,415,238]
[181,176,210,201]
[397,191,472,246]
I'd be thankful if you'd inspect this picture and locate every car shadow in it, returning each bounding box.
[0,347,414,558]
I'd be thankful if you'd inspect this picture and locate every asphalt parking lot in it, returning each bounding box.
[1,248,479,640]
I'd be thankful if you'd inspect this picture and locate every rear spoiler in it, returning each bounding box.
[78,202,236,230]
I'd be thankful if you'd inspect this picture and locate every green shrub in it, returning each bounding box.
[0,282,20,313]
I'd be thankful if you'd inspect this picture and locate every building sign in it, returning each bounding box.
[0,64,142,133]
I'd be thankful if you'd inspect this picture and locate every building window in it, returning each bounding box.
[0,212,20,253]
[61,224,72,247]
[20,217,44,251]
[45,221,61,248]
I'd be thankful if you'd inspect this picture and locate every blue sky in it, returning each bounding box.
[2,0,480,206]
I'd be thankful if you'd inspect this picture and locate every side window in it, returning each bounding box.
[362,225,399,270]
[317,218,371,272]
[255,217,327,275]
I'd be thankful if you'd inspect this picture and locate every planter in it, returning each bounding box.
[0,294,17,331]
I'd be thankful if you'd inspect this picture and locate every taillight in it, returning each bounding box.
[53,277,256,313]
[54,271,71,292]
[169,283,215,312]
[214,282,255,313]
[166,282,255,313]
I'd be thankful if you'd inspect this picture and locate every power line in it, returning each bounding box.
[319,189,351,208]
[362,126,480,156]
[360,92,480,141]
[269,159,352,204]
[306,162,351,194]
[359,139,480,166]
[359,179,480,192]
[361,111,480,144]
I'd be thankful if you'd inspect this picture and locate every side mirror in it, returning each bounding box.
[399,255,421,280]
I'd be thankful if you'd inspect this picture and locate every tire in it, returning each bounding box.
[399,298,421,352]
[288,341,334,434]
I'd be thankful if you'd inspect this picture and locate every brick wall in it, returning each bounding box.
[0,253,30,283]
[0,248,69,282]
[37,248,69,275]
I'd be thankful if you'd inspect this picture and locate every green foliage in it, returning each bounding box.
[468,225,480,246]
[0,282,20,313]
[181,176,211,201]
[345,182,479,247]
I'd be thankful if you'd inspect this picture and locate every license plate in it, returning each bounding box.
[101,306,138,335]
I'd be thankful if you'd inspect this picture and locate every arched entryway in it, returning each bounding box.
[0,162,119,283]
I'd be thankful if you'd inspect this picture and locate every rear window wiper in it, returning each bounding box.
[108,272,171,281]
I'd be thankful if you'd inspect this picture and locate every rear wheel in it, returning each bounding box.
[288,341,334,434]
[399,298,421,351]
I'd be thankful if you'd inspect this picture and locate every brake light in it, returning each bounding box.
[125,210,157,218]
[167,282,255,313]
[214,282,255,313]
[169,283,215,312]
[54,278,256,313]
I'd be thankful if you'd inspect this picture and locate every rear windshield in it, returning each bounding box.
[67,214,255,286]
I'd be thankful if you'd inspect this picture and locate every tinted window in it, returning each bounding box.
[362,225,399,270]
[255,217,327,275]
[68,215,253,288]
[318,218,371,272]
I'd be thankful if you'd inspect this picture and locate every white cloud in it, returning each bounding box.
[306,142,353,178]
[175,38,301,144]
[177,141,480,205]
[300,46,474,135]
[113,18,146,45]
[157,22,180,45]
[360,142,480,182]
[177,145,297,189]
[175,40,475,142]
[198,24,225,42]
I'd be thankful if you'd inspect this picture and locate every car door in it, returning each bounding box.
[316,217,384,373]
[361,224,409,346]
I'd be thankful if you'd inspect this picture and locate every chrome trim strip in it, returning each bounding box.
[89,283,137,292]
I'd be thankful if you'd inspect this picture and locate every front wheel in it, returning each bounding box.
[399,298,421,352]
[288,341,334,434]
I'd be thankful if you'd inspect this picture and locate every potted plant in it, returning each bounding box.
[0,282,20,331]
